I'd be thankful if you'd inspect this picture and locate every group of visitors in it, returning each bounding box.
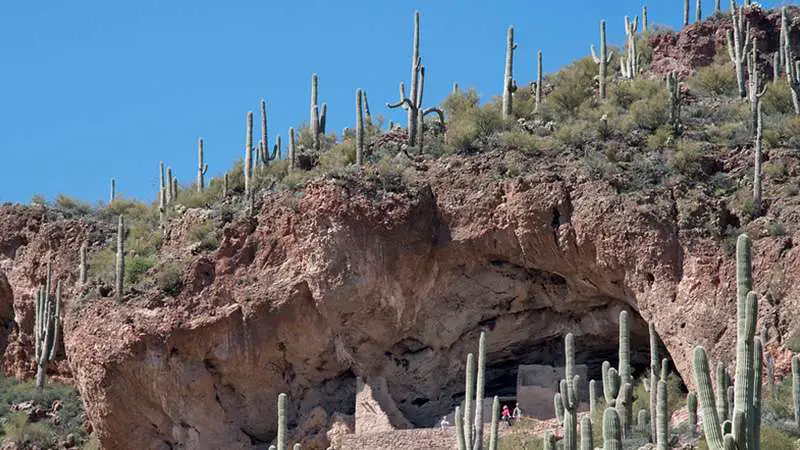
[440,403,523,429]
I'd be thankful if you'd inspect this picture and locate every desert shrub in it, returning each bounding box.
[625,90,670,132]
[549,57,597,117]
[510,85,537,120]
[646,125,677,151]
[2,412,54,448]
[763,162,788,179]
[82,435,101,450]
[156,262,184,296]
[731,188,755,221]
[125,255,155,285]
[762,82,795,116]
[0,377,87,445]
[188,220,219,251]
[88,248,115,285]
[443,95,505,153]
[31,194,47,206]
[174,175,226,209]
[769,115,800,148]
[96,198,155,224]
[555,120,595,149]
[624,152,669,191]
[669,140,705,178]
[318,140,355,170]
[689,60,738,97]
[583,149,620,181]
[53,194,94,218]
[497,130,541,153]
[611,78,664,109]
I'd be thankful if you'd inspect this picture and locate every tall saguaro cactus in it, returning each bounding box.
[288,128,296,172]
[649,323,660,442]
[782,7,800,115]
[684,0,690,26]
[197,138,208,192]
[717,362,730,422]
[502,26,518,120]
[580,415,593,450]
[557,333,578,450]
[697,0,703,22]
[386,11,444,151]
[356,89,365,166]
[793,355,800,427]
[642,6,648,32]
[727,0,751,99]
[277,393,287,450]
[158,161,166,227]
[457,332,488,450]
[591,20,614,99]
[245,111,254,197]
[489,396,499,450]
[656,380,668,450]
[692,233,762,450]
[621,16,638,79]
[748,37,768,133]
[667,71,682,133]
[753,102,763,217]
[688,392,698,437]
[535,50,543,113]
[309,74,327,150]
[110,178,116,203]
[34,263,59,392]
[115,215,125,302]
[603,408,622,450]
[79,243,88,283]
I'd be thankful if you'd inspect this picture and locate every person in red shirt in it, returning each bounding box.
[501,405,512,426]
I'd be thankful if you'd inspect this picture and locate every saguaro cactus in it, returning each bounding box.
[697,0,703,22]
[656,380,668,450]
[543,431,556,450]
[717,361,730,422]
[667,71,682,133]
[197,138,208,192]
[637,409,647,431]
[386,12,444,152]
[115,215,125,302]
[793,355,800,427]
[684,0,690,26]
[489,396,499,450]
[456,406,466,450]
[473,332,486,450]
[688,392,698,437]
[502,25,518,120]
[692,233,762,450]
[288,128,296,172]
[589,379,598,417]
[616,382,633,439]
[79,243,88,283]
[356,89,365,166]
[34,264,59,391]
[558,333,578,450]
[535,50,543,113]
[603,408,622,450]
[782,8,800,115]
[245,111,254,196]
[727,0,751,99]
[110,178,116,203]
[457,332,488,450]
[158,161,166,227]
[580,415,593,450]
[310,73,321,150]
[277,393,287,450]
[591,20,614,99]
[649,323,660,442]
[643,6,648,32]
[753,102,763,217]
[748,37,768,132]
[621,16,639,79]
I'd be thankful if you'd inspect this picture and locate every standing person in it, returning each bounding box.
[501,405,512,427]
[512,403,522,423]
[440,415,450,429]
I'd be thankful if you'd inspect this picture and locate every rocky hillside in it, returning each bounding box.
[2,4,800,450]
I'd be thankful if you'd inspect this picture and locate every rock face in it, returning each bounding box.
[0,146,782,449]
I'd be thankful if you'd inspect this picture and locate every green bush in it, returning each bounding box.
[53,194,94,218]
[510,85,537,120]
[762,82,796,116]
[318,140,355,170]
[497,130,542,153]
[156,262,184,296]
[88,248,115,285]
[555,120,595,149]
[669,140,705,178]
[2,412,54,448]
[188,221,220,252]
[443,94,505,153]
[549,57,597,117]
[689,60,738,97]
[625,90,670,132]
[610,78,664,109]
[126,255,155,285]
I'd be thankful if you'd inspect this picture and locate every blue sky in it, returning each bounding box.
[0,0,782,204]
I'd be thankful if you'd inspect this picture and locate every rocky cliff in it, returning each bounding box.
[1,144,799,449]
